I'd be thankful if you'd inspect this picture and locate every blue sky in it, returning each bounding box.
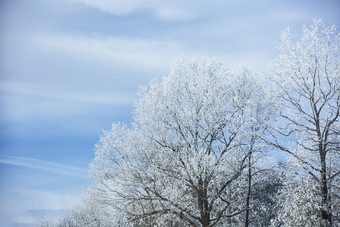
[0,0,339,226]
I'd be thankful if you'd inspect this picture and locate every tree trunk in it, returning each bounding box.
[245,151,252,227]
[198,177,210,227]
[319,151,332,225]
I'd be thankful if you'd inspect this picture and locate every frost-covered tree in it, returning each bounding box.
[269,19,340,226]
[65,189,126,227]
[272,174,324,227]
[89,58,275,226]
[39,189,126,227]
[243,157,282,227]
[241,87,278,227]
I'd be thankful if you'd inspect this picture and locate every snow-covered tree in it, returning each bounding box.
[65,189,126,227]
[269,19,340,226]
[272,174,324,227]
[39,189,126,227]
[89,58,276,226]
[241,86,278,227]
[243,157,282,227]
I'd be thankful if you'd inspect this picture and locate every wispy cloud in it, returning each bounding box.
[1,33,202,121]
[70,0,202,20]
[68,0,321,23]
[32,33,199,71]
[0,80,133,106]
[0,155,87,178]
[0,30,273,122]
[31,32,275,74]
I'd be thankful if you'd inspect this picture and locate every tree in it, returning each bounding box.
[269,19,340,226]
[89,58,275,226]
[241,87,277,227]
[248,166,282,226]
[38,189,126,227]
[62,189,125,227]
[272,173,324,227]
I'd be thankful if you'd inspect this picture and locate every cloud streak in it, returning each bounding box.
[0,155,87,178]
[69,0,332,23]
[30,32,274,75]
[0,80,133,106]
[70,0,203,20]
[32,33,199,71]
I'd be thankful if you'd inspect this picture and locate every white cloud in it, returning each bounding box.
[31,32,272,73]
[1,31,275,123]
[0,155,87,178]
[72,0,145,15]
[0,80,133,106]
[70,0,199,20]
[32,33,198,72]
[67,0,313,22]
[1,32,272,121]
[1,33,203,121]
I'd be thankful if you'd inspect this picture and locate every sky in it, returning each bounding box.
[0,0,339,226]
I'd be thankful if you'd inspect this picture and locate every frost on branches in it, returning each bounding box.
[269,19,340,226]
[272,174,324,226]
[89,58,276,226]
